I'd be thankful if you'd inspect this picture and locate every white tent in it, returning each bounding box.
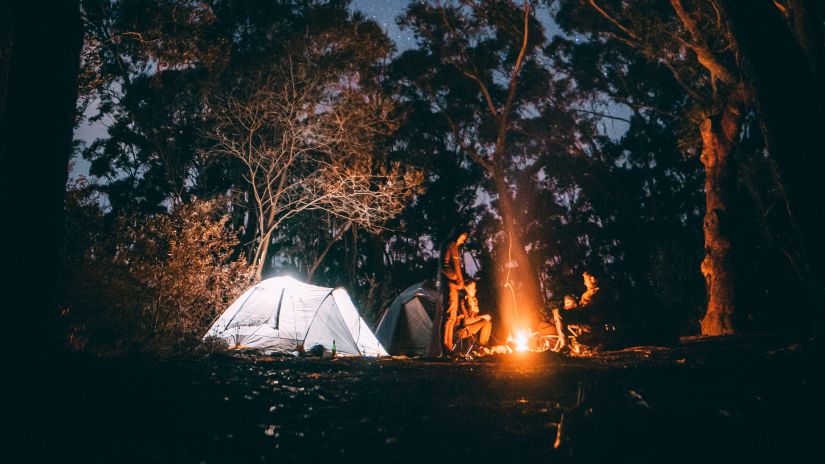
[204,276,387,357]
[374,281,441,356]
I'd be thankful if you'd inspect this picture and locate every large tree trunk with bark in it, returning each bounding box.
[493,172,543,329]
[718,0,825,335]
[0,0,82,357]
[699,85,748,335]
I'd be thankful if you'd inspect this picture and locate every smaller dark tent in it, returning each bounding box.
[375,282,441,356]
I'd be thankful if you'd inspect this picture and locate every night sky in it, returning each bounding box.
[351,0,418,52]
[351,1,560,53]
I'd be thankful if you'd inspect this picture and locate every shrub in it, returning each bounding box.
[60,193,254,356]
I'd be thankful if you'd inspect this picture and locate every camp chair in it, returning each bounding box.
[452,313,484,357]
[544,331,566,352]
[564,324,586,353]
[451,294,480,357]
[536,322,582,352]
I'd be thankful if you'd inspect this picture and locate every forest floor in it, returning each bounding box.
[13,335,825,463]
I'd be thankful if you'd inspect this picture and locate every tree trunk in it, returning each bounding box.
[363,231,392,318]
[306,221,351,283]
[719,0,825,335]
[699,85,748,335]
[348,225,359,288]
[0,1,82,357]
[493,172,543,328]
[253,231,271,281]
[240,194,259,263]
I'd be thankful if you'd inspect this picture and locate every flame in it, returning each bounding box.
[513,329,530,352]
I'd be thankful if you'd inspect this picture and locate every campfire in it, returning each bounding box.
[503,326,565,354]
[512,329,531,352]
[506,328,540,353]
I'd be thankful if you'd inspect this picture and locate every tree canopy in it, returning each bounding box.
[45,0,825,354]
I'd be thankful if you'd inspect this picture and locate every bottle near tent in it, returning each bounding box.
[332,340,337,358]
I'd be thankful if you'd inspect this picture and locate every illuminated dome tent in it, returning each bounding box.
[204,276,387,357]
[375,281,441,356]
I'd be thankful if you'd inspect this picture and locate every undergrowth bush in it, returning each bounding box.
[60,183,254,356]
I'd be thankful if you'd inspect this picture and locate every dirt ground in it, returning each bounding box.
[13,335,825,463]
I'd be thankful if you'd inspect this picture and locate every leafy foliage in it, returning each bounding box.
[60,187,253,355]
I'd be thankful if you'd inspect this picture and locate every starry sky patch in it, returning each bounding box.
[350,0,419,53]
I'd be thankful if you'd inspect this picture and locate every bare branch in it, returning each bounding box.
[202,51,421,277]
[589,0,640,42]
[436,5,499,119]
[497,0,532,158]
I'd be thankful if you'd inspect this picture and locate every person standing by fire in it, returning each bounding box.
[438,227,469,356]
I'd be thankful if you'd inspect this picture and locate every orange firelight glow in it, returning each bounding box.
[513,329,531,352]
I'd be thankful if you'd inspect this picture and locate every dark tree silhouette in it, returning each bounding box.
[719,0,825,330]
[0,0,82,357]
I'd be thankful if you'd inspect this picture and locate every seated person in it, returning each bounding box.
[535,294,578,338]
[553,271,608,348]
[455,279,492,347]
[579,271,602,308]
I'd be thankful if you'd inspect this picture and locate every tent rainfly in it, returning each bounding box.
[204,276,387,356]
[374,281,441,356]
